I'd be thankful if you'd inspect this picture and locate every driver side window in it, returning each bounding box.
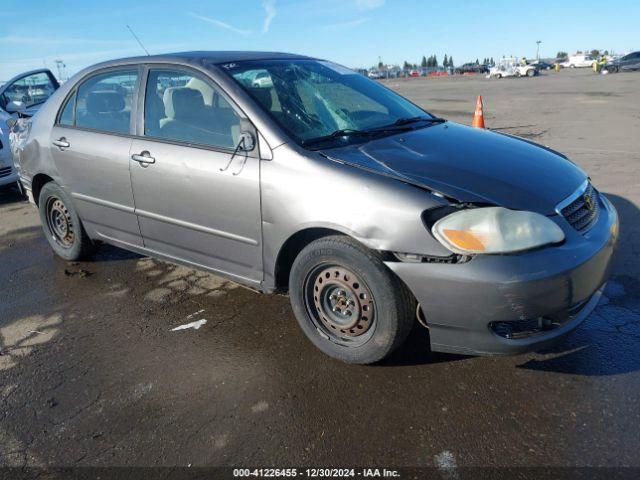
[144,69,241,149]
[2,72,57,110]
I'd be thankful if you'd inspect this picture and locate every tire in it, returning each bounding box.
[38,182,96,261]
[289,235,416,364]
[515,71,521,77]
[527,69,535,77]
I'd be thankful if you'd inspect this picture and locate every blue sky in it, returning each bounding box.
[1,0,637,80]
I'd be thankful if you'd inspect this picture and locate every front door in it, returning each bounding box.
[129,67,262,284]
[49,68,143,248]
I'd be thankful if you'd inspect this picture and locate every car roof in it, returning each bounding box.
[91,51,316,69]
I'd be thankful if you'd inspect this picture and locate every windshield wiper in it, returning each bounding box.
[302,117,446,149]
[397,115,445,125]
[370,116,446,131]
[302,128,371,147]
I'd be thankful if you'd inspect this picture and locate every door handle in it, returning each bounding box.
[131,151,156,166]
[52,137,70,149]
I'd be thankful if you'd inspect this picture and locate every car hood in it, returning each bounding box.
[321,122,587,214]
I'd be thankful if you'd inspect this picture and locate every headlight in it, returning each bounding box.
[432,207,564,254]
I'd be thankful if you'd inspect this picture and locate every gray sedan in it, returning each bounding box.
[13,52,618,363]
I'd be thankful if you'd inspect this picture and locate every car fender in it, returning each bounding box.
[260,144,453,289]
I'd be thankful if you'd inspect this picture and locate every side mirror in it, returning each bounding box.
[5,100,25,114]
[238,131,255,152]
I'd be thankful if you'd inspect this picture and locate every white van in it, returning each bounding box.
[562,54,596,68]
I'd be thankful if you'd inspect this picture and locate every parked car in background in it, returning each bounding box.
[251,71,274,88]
[531,60,553,71]
[455,63,489,74]
[489,58,538,78]
[561,54,596,68]
[0,69,59,190]
[13,52,617,364]
[606,51,640,72]
[367,70,383,79]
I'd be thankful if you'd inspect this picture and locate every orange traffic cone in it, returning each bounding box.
[472,95,486,129]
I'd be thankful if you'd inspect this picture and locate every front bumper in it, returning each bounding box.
[0,136,19,186]
[0,150,19,187]
[387,194,619,356]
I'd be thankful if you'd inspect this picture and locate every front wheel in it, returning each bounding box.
[289,236,415,364]
[527,69,535,77]
[38,182,96,261]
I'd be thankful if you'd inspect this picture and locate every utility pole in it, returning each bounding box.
[536,40,542,60]
[54,59,66,82]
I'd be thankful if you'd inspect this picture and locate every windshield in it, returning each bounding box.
[223,59,432,148]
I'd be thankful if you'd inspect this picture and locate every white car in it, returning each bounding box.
[489,62,537,79]
[561,54,596,68]
[0,69,59,190]
[251,71,273,88]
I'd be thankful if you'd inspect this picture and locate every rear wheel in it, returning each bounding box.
[527,68,535,77]
[38,182,96,261]
[289,235,415,364]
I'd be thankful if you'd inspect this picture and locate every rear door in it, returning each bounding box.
[129,66,262,284]
[49,67,143,247]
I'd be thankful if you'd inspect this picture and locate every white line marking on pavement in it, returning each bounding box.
[171,319,207,331]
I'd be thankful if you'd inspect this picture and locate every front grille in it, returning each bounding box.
[0,166,12,178]
[558,181,600,233]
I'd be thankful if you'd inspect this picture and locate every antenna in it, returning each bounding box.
[126,25,150,56]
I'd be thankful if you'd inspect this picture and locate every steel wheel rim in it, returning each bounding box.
[304,264,376,346]
[45,196,75,248]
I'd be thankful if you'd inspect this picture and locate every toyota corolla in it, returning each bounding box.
[13,52,618,363]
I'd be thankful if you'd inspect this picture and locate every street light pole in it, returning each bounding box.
[536,40,542,61]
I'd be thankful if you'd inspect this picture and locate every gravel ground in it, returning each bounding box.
[1,68,639,473]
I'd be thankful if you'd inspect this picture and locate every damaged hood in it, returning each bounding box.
[322,122,587,214]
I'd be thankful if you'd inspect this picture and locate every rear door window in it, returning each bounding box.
[58,91,76,126]
[73,69,138,135]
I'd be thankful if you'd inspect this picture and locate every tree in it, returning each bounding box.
[604,50,609,55]
[475,58,479,65]
[449,56,454,68]
[403,60,410,70]
[421,56,427,68]
[443,54,448,68]
[490,57,495,66]
[378,61,384,69]
[433,54,438,67]
[590,49,600,57]
[556,51,568,59]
